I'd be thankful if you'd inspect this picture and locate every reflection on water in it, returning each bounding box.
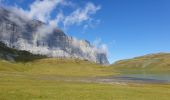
[115,74,170,83]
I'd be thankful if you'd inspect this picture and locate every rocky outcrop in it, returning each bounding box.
[0,7,109,64]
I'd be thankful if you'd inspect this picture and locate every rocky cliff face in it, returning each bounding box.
[0,7,109,64]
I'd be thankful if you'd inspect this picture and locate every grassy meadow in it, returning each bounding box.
[0,58,170,100]
[0,58,116,77]
[111,53,170,74]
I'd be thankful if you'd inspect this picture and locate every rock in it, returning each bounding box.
[0,7,109,64]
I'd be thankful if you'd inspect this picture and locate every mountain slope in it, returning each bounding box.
[0,41,114,76]
[0,7,109,64]
[0,42,45,62]
[0,58,114,77]
[111,53,170,74]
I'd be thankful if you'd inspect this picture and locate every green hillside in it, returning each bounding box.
[111,53,170,74]
[0,44,170,100]
[0,58,115,77]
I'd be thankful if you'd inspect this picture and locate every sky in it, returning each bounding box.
[0,0,170,63]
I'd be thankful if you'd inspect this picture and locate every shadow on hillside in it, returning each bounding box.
[0,42,46,63]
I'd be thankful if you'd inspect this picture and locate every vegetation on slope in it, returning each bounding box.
[0,58,115,77]
[111,53,170,74]
[0,42,45,62]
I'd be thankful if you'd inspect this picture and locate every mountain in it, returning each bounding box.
[0,40,112,76]
[111,53,170,73]
[0,41,45,62]
[0,7,109,64]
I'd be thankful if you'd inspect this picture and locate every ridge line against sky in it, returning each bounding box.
[1,0,170,63]
[0,0,109,58]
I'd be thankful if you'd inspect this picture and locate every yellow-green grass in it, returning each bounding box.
[1,58,170,100]
[0,58,116,77]
[111,53,170,74]
[0,73,170,100]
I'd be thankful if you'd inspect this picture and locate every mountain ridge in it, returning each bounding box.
[0,7,109,64]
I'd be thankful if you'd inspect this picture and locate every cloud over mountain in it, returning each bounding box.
[4,0,101,30]
[0,5,109,64]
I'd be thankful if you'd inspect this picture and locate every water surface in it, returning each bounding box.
[113,74,170,83]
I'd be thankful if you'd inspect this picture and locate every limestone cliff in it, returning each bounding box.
[0,7,109,64]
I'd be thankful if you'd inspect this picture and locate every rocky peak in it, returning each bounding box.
[0,7,109,64]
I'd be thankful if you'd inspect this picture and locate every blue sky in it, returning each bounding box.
[1,0,170,63]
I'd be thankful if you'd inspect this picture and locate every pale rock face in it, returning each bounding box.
[0,7,109,64]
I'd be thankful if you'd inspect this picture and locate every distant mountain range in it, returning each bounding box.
[0,7,109,64]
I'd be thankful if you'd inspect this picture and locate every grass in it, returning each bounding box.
[0,73,170,100]
[111,53,170,74]
[0,58,170,100]
[0,58,116,77]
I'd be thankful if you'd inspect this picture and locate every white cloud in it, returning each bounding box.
[2,0,103,43]
[7,0,65,23]
[46,2,101,31]
[5,0,101,31]
[7,0,66,39]
[93,38,108,55]
[49,12,64,27]
[0,0,109,63]
[63,2,101,28]
[99,44,108,54]
[93,38,102,47]
[28,0,64,23]
[10,6,30,20]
